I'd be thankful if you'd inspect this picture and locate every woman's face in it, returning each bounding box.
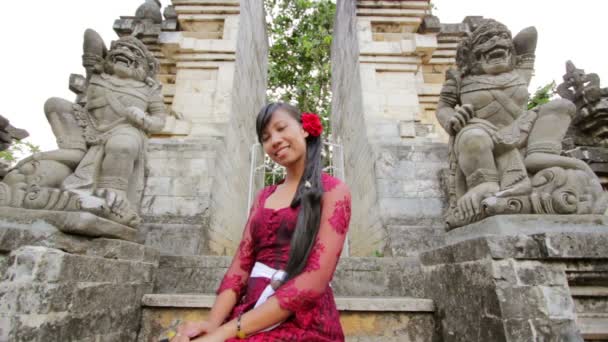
[261,109,309,167]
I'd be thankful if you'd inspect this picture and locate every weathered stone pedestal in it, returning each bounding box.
[0,210,159,342]
[421,215,608,342]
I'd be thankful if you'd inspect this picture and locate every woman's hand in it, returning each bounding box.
[169,333,190,342]
[171,320,218,341]
[190,323,234,342]
[190,330,226,342]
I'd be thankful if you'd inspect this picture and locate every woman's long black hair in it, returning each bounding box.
[256,103,324,282]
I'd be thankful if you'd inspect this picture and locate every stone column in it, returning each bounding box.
[129,0,268,255]
[114,3,189,135]
[332,0,453,256]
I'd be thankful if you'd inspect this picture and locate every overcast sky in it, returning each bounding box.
[1,0,606,152]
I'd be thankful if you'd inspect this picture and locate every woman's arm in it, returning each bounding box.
[192,296,291,341]
[197,181,352,341]
[206,290,238,328]
[174,191,262,340]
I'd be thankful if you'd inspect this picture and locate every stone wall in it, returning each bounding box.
[139,138,217,255]
[331,0,386,257]
[206,0,268,255]
[135,0,268,256]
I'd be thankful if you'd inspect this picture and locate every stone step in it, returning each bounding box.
[153,255,428,297]
[138,294,436,342]
[571,286,608,340]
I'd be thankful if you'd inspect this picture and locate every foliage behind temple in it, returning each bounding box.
[264,0,336,134]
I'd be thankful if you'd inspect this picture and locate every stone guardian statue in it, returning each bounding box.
[436,19,607,228]
[0,29,166,228]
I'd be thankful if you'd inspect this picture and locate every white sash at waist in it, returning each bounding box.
[249,262,287,332]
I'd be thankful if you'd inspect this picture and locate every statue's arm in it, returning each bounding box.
[437,101,457,135]
[513,26,538,86]
[436,77,460,135]
[123,89,166,134]
[143,90,167,133]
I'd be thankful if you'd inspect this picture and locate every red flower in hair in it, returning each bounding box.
[301,112,323,137]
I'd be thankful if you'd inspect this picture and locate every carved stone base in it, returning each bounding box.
[0,244,158,341]
[0,207,137,242]
[445,214,608,245]
[0,211,158,342]
[421,215,608,341]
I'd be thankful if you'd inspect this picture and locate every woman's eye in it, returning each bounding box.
[277,126,285,132]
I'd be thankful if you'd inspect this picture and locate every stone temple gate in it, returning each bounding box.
[1,1,607,341]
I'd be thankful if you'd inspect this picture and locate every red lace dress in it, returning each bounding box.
[217,173,351,342]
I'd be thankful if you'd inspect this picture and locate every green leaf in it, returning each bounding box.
[528,81,556,110]
[263,0,336,185]
[0,139,41,166]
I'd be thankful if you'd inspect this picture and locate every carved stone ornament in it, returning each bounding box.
[557,60,608,147]
[0,29,166,230]
[435,19,608,229]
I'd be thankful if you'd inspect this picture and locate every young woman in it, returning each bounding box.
[171,103,351,341]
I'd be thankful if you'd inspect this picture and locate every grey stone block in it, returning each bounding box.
[512,261,567,286]
[1,243,155,342]
[154,255,429,297]
[419,220,604,341]
[387,225,446,256]
[70,282,151,315]
[0,208,137,242]
[532,232,608,259]
[379,197,446,224]
[0,225,157,265]
[10,306,140,342]
[154,255,229,294]
[140,194,211,225]
[5,246,156,284]
[334,257,427,297]
[86,238,159,263]
[419,15,441,34]
[446,215,608,246]
[0,282,74,315]
[139,223,206,256]
[377,179,443,198]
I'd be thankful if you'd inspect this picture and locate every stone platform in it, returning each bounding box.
[0,214,158,342]
[138,294,436,342]
[0,207,138,243]
[420,215,608,342]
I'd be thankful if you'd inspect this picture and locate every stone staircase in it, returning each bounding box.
[572,286,608,340]
[137,256,438,341]
[139,294,435,342]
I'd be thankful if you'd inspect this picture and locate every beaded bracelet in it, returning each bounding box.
[236,313,246,339]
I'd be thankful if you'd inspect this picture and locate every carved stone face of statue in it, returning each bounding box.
[471,24,515,75]
[457,20,516,76]
[104,38,150,82]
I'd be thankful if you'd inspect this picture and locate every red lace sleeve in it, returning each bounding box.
[216,190,262,297]
[273,180,351,312]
